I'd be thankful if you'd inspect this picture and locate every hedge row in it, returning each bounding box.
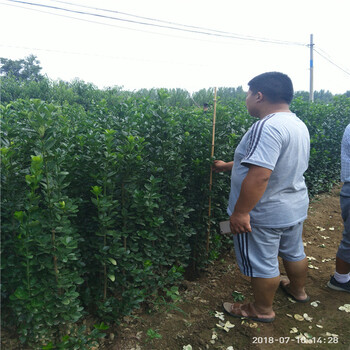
[1,93,350,348]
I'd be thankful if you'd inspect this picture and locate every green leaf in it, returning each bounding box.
[12,286,29,300]
[108,274,115,282]
[14,210,25,222]
[108,257,117,265]
[93,322,109,330]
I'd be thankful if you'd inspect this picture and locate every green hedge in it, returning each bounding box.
[1,93,350,348]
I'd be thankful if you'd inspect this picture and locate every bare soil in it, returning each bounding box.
[106,184,350,350]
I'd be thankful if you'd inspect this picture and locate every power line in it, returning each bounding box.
[3,0,307,46]
[2,0,350,80]
[314,47,350,77]
[0,0,230,45]
[49,0,307,47]
[1,0,275,48]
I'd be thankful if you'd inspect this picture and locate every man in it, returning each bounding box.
[213,72,310,323]
[327,124,350,293]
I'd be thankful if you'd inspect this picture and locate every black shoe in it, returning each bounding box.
[327,275,350,293]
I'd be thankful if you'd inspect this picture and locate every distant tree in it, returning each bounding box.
[191,88,215,108]
[167,88,191,107]
[314,89,333,103]
[294,91,309,102]
[134,88,159,100]
[217,86,246,103]
[294,90,335,103]
[0,54,43,81]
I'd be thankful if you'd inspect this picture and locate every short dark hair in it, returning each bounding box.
[248,72,294,104]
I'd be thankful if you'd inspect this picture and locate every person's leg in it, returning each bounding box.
[328,183,350,291]
[224,227,281,321]
[278,222,309,301]
[328,256,350,292]
[335,256,350,275]
[251,276,280,315]
[280,257,309,301]
[335,184,350,276]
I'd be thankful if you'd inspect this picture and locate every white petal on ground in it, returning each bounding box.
[338,304,350,313]
[215,311,225,321]
[303,313,313,322]
[294,314,304,321]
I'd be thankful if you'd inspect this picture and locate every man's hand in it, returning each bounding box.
[229,211,251,234]
[212,160,233,173]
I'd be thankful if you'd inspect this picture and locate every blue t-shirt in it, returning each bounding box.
[341,124,350,183]
[227,112,310,228]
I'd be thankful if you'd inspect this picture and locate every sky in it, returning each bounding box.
[0,0,349,94]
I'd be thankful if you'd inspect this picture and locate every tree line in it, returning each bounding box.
[1,55,349,107]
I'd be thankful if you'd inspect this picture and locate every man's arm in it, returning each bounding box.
[212,160,233,172]
[230,164,272,234]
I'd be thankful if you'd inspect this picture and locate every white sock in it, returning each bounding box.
[334,271,350,283]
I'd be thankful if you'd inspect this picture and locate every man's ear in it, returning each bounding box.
[256,92,264,102]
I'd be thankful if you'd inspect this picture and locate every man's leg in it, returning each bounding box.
[336,256,350,274]
[223,277,277,322]
[224,228,281,321]
[281,257,308,301]
[251,276,280,315]
[328,183,350,291]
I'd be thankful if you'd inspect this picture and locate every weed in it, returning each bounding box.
[146,328,162,342]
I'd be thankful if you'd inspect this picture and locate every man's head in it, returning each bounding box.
[248,72,294,105]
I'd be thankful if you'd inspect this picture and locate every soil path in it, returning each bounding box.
[108,185,350,350]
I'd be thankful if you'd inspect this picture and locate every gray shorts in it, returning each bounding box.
[337,182,350,263]
[232,222,306,278]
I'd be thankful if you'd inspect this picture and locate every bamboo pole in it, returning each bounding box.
[206,87,217,254]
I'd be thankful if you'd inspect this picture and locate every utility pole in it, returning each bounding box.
[309,34,314,102]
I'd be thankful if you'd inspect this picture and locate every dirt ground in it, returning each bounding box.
[105,184,350,350]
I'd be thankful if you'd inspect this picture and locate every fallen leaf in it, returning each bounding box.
[303,313,313,322]
[295,334,313,344]
[215,311,225,321]
[338,304,350,313]
[294,314,304,321]
[183,345,192,350]
[290,327,298,333]
[311,301,320,307]
[225,321,235,329]
[323,332,339,337]
[329,227,335,231]
[199,299,209,304]
[216,321,235,332]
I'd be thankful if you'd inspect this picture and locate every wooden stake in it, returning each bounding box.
[206,87,217,253]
